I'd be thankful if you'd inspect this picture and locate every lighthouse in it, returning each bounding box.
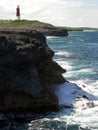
[16,5,20,20]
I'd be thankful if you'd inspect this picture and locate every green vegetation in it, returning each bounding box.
[0,20,53,29]
[57,26,98,31]
[0,20,40,29]
[0,20,98,31]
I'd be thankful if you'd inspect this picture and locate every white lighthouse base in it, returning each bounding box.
[17,16,20,20]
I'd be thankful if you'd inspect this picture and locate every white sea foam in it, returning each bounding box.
[77,68,95,73]
[55,82,98,108]
[71,79,98,92]
[46,36,59,39]
[63,68,96,80]
[55,81,98,130]
[54,55,73,71]
[55,51,73,57]
[83,30,97,32]
[55,60,73,71]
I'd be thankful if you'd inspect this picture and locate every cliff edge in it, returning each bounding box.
[0,30,66,112]
[0,20,68,36]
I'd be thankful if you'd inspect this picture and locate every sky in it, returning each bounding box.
[0,0,98,28]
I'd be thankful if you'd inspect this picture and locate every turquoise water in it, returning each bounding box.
[47,31,98,85]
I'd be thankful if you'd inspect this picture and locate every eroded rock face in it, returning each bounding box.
[0,30,66,112]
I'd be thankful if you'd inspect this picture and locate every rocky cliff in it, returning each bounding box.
[0,30,66,112]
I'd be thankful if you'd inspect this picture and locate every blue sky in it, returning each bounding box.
[0,0,98,27]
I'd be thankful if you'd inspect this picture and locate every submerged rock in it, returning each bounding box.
[0,30,66,113]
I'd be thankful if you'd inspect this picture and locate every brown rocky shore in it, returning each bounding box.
[0,29,66,114]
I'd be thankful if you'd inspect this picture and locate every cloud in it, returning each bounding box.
[24,0,85,24]
[0,0,85,17]
[0,0,98,27]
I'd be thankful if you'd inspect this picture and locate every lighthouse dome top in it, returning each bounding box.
[17,5,19,8]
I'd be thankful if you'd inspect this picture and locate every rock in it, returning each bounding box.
[82,95,89,100]
[41,27,68,36]
[30,21,68,36]
[0,114,8,128]
[0,29,66,112]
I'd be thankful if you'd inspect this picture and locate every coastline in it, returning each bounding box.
[0,25,98,129]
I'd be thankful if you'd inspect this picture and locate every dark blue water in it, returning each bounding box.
[46,31,98,129]
[47,31,98,85]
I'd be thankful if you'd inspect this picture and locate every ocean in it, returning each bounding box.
[46,31,98,130]
[47,31,98,85]
[2,31,98,129]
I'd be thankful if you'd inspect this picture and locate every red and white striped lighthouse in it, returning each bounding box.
[16,5,20,20]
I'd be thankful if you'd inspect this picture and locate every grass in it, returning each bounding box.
[57,26,98,31]
[0,20,50,29]
[0,20,98,31]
